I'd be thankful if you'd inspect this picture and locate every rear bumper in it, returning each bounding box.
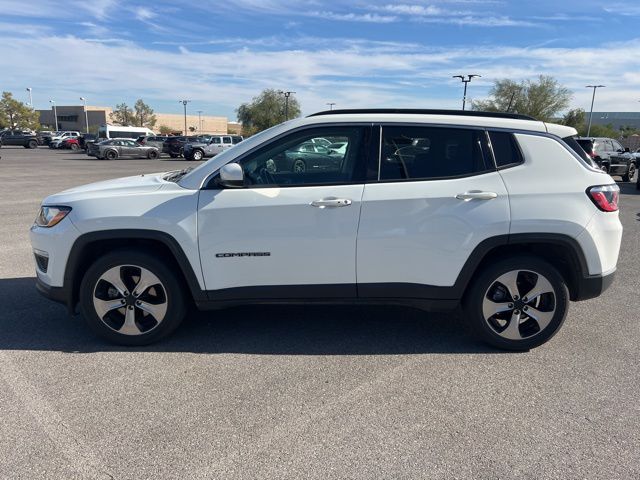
[574,270,615,301]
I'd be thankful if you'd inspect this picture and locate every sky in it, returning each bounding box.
[1,0,640,120]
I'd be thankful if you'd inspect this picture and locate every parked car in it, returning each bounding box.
[575,137,636,181]
[50,136,79,149]
[31,109,622,350]
[137,135,169,151]
[183,135,243,160]
[37,131,56,145]
[60,138,81,150]
[79,133,99,150]
[0,129,41,148]
[50,131,81,144]
[164,136,210,158]
[88,139,159,159]
[265,141,340,173]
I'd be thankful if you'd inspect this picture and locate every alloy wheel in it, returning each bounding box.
[92,265,168,336]
[482,269,556,341]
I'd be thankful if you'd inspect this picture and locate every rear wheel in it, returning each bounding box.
[79,249,186,345]
[464,256,569,351]
[192,149,203,161]
[105,150,117,160]
[293,159,306,173]
[622,163,636,182]
[70,143,79,151]
[28,140,38,149]
[147,150,159,159]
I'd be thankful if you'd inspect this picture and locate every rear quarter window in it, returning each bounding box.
[489,131,524,168]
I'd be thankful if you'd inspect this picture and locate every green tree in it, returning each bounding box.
[0,91,40,130]
[472,75,572,121]
[133,99,157,129]
[109,103,131,125]
[561,108,585,130]
[578,123,618,138]
[236,89,301,135]
[158,124,173,135]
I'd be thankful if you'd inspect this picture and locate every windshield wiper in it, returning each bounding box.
[164,167,194,182]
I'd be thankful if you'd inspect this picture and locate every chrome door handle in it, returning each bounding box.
[310,198,352,208]
[455,191,498,201]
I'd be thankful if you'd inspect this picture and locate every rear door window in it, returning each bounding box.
[379,126,491,180]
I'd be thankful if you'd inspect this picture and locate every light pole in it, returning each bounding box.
[452,74,481,111]
[586,85,605,137]
[179,100,191,134]
[278,90,296,120]
[26,87,33,106]
[49,100,58,131]
[80,97,89,133]
[326,102,336,110]
[197,110,203,132]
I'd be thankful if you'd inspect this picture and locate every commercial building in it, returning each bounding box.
[37,105,231,135]
[588,112,640,130]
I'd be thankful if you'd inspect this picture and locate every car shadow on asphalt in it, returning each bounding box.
[0,277,502,355]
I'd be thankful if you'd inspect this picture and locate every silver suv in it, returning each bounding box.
[184,135,243,161]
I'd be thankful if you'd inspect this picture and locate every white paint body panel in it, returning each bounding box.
[197,185,364,290]
[357,172,510,287]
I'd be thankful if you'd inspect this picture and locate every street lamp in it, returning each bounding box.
[452,74,481,111]
[586,85,605,137]
[326,102,336,110]
[26,87,33,106]
[197,110,203,132]
[80,97,89,133]
[49,100,58,131]
[277,90,296,120]
[179,100,191,135]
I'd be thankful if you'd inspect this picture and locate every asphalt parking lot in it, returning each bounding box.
[0,145,639,479]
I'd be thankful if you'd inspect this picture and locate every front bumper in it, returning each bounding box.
[35,277,68,306]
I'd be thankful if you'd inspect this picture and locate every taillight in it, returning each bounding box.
[587,184,619,212]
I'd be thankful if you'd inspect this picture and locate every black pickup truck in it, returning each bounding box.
[0,130,41,149]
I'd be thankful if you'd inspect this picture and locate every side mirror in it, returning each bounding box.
[218,163,244,188]
[625,147,630,153]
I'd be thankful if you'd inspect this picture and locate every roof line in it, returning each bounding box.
[307,108,536,121]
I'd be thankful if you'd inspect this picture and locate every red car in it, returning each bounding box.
[60,137,80,150]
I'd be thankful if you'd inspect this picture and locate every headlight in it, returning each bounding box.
[35,206,72,227]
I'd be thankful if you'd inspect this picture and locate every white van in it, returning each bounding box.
[98,125,155,140]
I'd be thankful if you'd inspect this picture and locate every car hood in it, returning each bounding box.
[43,172,171,204]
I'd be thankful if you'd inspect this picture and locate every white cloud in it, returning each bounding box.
[2,30,640,117]
[305,11,397,22]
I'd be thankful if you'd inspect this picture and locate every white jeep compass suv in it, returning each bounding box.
[30,109,622,350]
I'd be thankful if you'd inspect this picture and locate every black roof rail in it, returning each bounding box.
[307,108,537,121]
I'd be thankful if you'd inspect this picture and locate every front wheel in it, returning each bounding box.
[464,256,569,351]
[147,150,159,159]
[79,249,186,345]
[70,143,79,151]
[622,163,636,182]
[28,140,38,149]
[105,150,117,160]
[192,149,203,161]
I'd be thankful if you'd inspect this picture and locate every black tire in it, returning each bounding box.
[105,150,117,160]
[463,256,569,351]
[147,149,159,159]
[28,140,38,149]
[79,249,186,346]
[70,143,79,151]
[622,163,636,182]
[292,158,306,173]
[192,149,203,161]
